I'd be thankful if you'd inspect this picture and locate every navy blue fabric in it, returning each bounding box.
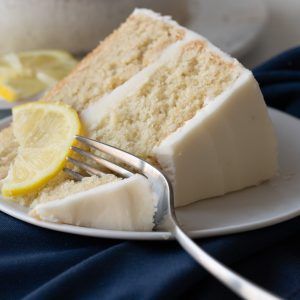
[254,46,300,118]
[1,47,300,300]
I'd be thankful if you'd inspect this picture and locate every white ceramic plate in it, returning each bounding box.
[0,108,299,240]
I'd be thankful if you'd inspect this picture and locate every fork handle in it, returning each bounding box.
[171,223,281,300]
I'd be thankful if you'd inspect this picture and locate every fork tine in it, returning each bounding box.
[75,135,150,173]
[63,167,84,181]
[67,157,106,177]
[71,146,133,178]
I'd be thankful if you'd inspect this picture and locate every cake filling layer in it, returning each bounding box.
[83,40,242,163]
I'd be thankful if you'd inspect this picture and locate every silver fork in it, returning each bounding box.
[64,135,280,300]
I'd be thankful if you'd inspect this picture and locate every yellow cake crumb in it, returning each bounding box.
[43,13,185,111]
[91,41,242,162]
[31,174,119,208]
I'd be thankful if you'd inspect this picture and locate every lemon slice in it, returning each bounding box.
[0,50,77,102]
[1,102,81,197]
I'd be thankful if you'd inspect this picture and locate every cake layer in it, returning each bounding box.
[82,40,242,163]
[43,10,185,111]
[30,174,156,231]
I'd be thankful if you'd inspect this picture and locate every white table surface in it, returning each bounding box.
[241,0,300,68]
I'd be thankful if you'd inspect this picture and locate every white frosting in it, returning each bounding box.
[154,71,278,206]
[133,8,181,28]
[30,174,157,231]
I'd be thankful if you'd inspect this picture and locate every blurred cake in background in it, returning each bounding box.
[0,0,187,55]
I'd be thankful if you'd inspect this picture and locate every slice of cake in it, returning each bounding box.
[80,38,277,208]
[30,174,156,231]
[0,9,278,231]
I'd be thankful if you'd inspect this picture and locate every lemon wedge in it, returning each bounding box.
[1,102,81,197]
[0,50,77,102]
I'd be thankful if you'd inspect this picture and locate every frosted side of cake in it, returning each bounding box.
[155,71,277,206]
[30,174,157,231]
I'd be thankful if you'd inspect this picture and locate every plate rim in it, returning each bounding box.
[0,108,299,240]
[0,197,299,240]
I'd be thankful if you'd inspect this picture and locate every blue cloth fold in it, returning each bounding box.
[1,47,300,300]
[254,46,300,118]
